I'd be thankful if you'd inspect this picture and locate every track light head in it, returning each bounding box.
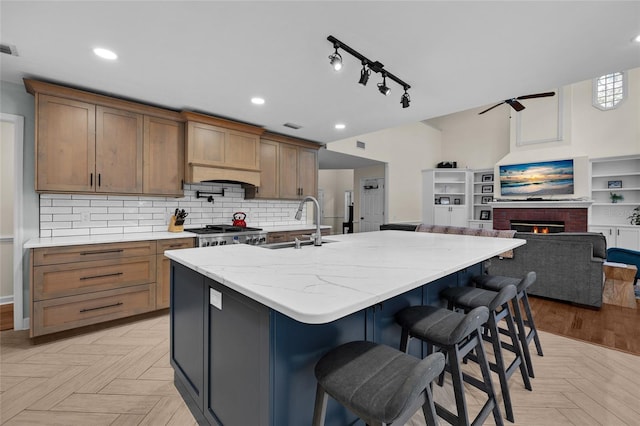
[401,89,411,108]
[358,63,370,86]
[329,45,342,71]
[378,74,390,96]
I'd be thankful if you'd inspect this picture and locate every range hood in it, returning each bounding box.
[187,164,260,187]
[182,111,264,188]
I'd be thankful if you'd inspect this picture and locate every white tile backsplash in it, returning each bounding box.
[39,183,308,237]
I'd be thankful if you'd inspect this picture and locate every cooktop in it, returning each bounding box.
[186,224,263,235]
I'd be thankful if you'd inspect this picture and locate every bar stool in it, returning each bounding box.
[395,306,504,426]
[312,341,445,426]
[472,271,543,378]
[440,284,532,423]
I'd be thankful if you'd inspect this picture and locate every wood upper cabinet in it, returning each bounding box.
[144,116,184,196]
[26,79,184,197]
[246,132,320,200]
[36,95,96,192]
[96,106,144,193]
[183,111,264,185]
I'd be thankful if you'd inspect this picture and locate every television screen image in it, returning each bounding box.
[499,159,574,196]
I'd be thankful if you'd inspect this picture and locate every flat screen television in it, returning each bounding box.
[499,159,574,197]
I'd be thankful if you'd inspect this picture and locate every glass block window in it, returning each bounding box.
[592,72,626,110]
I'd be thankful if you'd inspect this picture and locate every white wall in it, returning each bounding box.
[0,121,15,299]
[318,169,353,233]
[327,122,442,224]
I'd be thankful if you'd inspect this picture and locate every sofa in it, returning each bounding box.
[486,232,606,308]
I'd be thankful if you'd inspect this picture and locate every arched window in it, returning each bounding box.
[592,72,626,110]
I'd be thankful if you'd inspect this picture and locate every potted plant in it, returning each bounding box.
[630,206,640,225]
[610,192,624,203]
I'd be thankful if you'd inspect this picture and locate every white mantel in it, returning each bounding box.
[489,200,593,209]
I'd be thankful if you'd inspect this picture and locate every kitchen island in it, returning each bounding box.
[165,230,525,425]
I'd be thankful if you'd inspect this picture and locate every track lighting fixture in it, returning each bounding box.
[401,88,410,108]
[358,62,370,86]
[377,74,390,96]
[327,35,411,108]
[328,45,342,71]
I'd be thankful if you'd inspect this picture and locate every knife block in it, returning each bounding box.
[168,215,184,232]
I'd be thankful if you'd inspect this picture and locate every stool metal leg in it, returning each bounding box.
[312,383,328,426]
[511,294,535,378]
[522,292,543,356]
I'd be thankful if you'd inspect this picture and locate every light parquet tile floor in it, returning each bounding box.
[1,313,639,425]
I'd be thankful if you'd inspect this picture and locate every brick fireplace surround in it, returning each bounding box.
[493,207,588,232]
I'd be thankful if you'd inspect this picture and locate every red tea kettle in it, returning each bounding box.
[232,212,247,228]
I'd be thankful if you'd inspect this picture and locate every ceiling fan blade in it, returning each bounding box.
[505,99,525,112]
[516,91,556,100]
[478,102,505,115]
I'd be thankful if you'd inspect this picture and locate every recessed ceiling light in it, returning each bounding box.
[335,123,346,130]
[93,47,117,60]
[634,34,640,43]
[251,97,265,105]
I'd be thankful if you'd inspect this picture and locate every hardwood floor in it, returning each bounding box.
[1,309,639,425]
[528,295,640,356]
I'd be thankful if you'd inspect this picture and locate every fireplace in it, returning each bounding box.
[510,219,565,233]
[492,201,590,233]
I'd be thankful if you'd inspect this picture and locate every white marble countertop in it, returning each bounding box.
[165,230,525,324]
[23,225,333,248]
[24,231,196,248]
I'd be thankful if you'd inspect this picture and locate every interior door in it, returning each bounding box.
[360,178,384,232]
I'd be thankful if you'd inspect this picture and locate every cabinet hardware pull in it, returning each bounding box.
[168,244,183,248]
[80,249,124,255]
[90,173,93,187]
[98,173,101,187]
[80,272,123,281]
[80,302,123,313]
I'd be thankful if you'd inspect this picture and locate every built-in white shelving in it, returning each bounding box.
[471,168,495,223]
[589,155,640,250]
[422,169,471,227]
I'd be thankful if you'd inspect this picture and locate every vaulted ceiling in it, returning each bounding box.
[2,1,639,146]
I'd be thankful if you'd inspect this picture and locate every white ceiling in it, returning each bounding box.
[2,1,639,152]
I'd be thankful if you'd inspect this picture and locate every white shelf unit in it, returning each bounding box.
[589,155,640,250]
[471,168,495,222]
[422,169,471,227]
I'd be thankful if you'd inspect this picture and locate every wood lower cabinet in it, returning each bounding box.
[30,238,194,337]
[267,228,331,244]
[156,238,195,309]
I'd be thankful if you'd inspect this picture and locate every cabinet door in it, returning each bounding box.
[433,206,450,225]
[226,130,260,171]
[255,140,279,198]
[616,228,640,250]
[450,206,468,227]
[36,95,96,192]
[590,226,615,249]
[144,116,185,196]
[187,121,225,166]
[297,147,318,198]
[279,143,299,199]
[156,238,194,309]
[96,106,143,194]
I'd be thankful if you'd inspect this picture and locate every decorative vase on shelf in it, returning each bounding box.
[610,192,624,203]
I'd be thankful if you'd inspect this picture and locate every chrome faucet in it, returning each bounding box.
[295,195,322,246]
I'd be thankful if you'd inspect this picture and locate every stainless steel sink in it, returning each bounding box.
[260,239,336,249]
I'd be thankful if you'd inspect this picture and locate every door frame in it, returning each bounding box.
[1,113,25,330]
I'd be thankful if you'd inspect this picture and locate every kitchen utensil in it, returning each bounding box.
[232,212,247,227]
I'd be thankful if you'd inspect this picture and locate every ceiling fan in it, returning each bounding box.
[478,91,556,115]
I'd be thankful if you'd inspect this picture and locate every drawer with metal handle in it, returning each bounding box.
[32,283,156,337]
[33,240,156,266]
[33,256,156,300]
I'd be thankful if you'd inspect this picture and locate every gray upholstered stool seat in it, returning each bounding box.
[440,284,532,423]
[313,341,445,426]
[395,305,503,426]
[472,271,543,378]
